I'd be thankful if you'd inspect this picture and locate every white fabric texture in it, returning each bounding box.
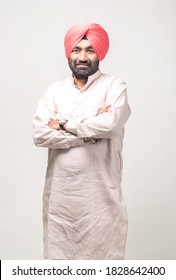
[33,69,131,259]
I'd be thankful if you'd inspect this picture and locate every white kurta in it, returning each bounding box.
[33,69,131,259]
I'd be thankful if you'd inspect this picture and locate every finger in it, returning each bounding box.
[98,109,103,114]
[48,118,54,125]
[102,105,111,112]
[106,104,111,109]
[104,105,111,112]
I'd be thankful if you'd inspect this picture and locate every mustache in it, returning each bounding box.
[75,61,91,66]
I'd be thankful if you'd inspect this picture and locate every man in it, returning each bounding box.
[33,23,131,259]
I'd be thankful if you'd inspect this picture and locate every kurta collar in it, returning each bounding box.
[71,69,102,91]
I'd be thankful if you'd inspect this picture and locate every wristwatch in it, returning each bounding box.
[59,119,68,131]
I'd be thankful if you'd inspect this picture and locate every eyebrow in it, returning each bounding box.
[73,45,94,50]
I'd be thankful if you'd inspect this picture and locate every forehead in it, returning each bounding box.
[74,39,94,49]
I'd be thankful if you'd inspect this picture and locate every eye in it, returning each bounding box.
[72,48,80,54]
[87,49,95,54]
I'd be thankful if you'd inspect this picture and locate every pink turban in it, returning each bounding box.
[64,23,109,61]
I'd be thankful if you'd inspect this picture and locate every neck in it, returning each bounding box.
[73,76,88,89]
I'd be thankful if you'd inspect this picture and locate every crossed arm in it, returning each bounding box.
[33,104,112,149]
[48,105,111,130]
[33,80,131,149]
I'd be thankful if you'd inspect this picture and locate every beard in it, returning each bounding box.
[68,58,99,80]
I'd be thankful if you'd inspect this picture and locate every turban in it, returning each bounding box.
[64,23,109,61]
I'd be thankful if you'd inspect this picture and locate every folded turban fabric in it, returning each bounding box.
[64,23,109,61]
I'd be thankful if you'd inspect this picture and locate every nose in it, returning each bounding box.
[79,50,87,61]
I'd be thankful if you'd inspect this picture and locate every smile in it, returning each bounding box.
[76,64,89,67]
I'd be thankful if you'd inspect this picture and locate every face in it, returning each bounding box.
[68,40,99,80]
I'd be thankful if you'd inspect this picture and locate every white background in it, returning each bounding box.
[0,0,175,259]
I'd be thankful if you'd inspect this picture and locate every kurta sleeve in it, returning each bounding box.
[33,89,84,149]
[66,78,131,139]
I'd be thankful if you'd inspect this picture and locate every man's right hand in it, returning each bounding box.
[48,119,60,130]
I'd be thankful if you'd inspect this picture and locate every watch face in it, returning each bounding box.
[60,120,66,125]
[59,119,68,130]
[60,119,68,126]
